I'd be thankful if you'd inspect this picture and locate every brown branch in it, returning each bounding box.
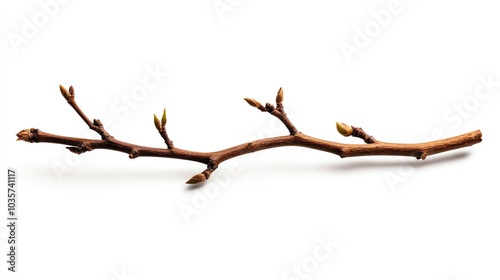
[16,85,482,184]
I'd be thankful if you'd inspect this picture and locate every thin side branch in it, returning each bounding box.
[17,85,482,184]
[154,109,174,149]
[243,87,298,135]
[60,85,111,140]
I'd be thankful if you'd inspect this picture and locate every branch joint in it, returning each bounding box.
[129,149,138,159]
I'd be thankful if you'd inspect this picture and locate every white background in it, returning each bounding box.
[1,1,499,279]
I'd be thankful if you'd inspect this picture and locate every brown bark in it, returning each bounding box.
[16,86,482,184]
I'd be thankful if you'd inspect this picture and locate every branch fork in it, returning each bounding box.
[16,85,482,184]
[244,87,298,136]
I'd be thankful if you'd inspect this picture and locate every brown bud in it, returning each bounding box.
[59,84,71,100]
[336,122,353,137]
[161,108,167,126]
[16,129,31,141]
[69,85,75,97]
[186,173,206,184]
[276,87,284,104]
[154,114,161,131]
[243,98,260,108]
[129,150,138,159]
[66,146,88,154]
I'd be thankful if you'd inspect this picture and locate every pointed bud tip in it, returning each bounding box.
[16,129,31,142]
[276,87,284,104]
[161,108,167,126]
[59,84,71,100]
[243,98,260,108]
[154,114,161,131]
[336,122,353,137]
[186,173,206,184]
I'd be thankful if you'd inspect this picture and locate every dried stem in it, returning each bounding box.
[17,85,482,184]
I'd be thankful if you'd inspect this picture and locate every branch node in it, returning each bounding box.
[351,126,376,144]
[66,144,90,154]
[32,128,39,142]
[91,119,111,140]
[265,103,276,113]
[93,119,103,128]
[164,137,174,149]
[244,91,297,135]
[208,160,217,170]
[129,149,138,159]
[419,152,428,160]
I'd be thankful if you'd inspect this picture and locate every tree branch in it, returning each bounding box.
[17,85,482,184]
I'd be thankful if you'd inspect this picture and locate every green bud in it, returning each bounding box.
[154,114,161,131]
[161,108,167,126]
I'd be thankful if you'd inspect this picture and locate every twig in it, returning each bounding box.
[16,85,482,184]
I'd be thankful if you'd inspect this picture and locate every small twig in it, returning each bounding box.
[154,108,174,149]
[17,85,482,184]
[60,85,111,140]
[244,87,298,135]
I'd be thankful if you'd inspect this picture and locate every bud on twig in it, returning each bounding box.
[16,129,31,142]
[69,85,75,97]
[186,173,206,184]
[154,114,161,131]
[59,84,71,101]
[243,98,261,108]
[336,122,353,137]
[276,87,284,104]
[161,108,167,126]
[66,146,88,154]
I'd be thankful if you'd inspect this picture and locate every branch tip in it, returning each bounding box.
[59,84,71,101]
[16,128,38,143]
[336,122,353,137]
[16,129,31,142]
[154,114,161,131]
[244,98,260,108]
[276,87,284,104]
[186,173,206,184]
[161,108,167,126]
